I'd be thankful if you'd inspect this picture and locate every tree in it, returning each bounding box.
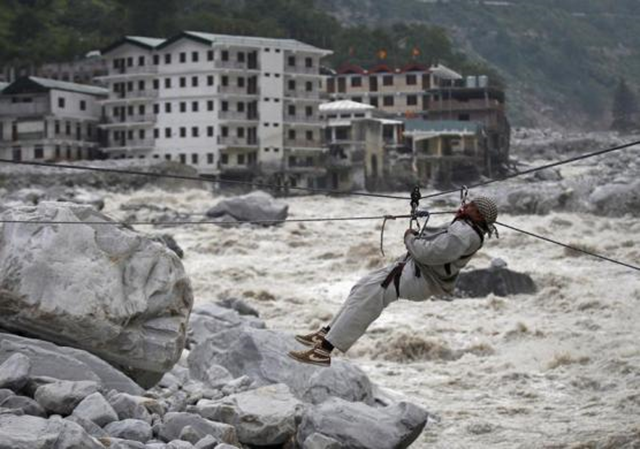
[611,78,639,132]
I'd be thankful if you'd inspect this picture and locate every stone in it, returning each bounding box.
[205,191,288,226]
[107,392,155,423]
[0,414,103,448]
[217,297,260,317]
[0,202,194,388]
[296,398,429,449]
[187,327,373,405]
[588,180,640,217]
[167,440,195,449]
[105,418,153,443]
[104,439,146,449]
[72,392,118,427]
[187,303,265,348]
[0,389,13,403]
[0,406,23,416]
[0,333,143,395]
[456,267,537,298]
[303,433,341,449]
[191,383,304,446]
[145,442,168,449]
[152,234,184,259]
[203,364,233,389]
[220,375,253,396]
[213,445,238,449]
[0,395,46,417]
[65,414,109,438]
[193,435,219,449]
[158,412,239,446]
[0,353,30,391]
[34,380,99,416]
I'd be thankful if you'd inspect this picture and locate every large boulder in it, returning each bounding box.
[0,333,143,395]
[187,326,373,405]
[588,180,640,217]
[190,383,304,446]
[296,398,429,449]
[456,264,537,298]
[0,202,194,388]
[0,353,30,391]
[0,414,103,449]
[205,191,288,225]
[187,303,265,347]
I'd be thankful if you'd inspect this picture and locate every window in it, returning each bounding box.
[164,78,172,88]
[370,97,379,107]
[306,130,313,141]
[288,80,296,91]
[180,154,186,164]
[34,146,44,159]
[138,80,145,90]
[207,50,214,61]
[55,145,61,158]
[153,79,159,89]
[191,76,198,87]
[237,154,245,165]
[288,56,295,66]
[154,104,159,114]
[207,126,214,137]
[80,100,86,111]
[207,75,214,86]
[191,153,198,164]
[383,75,393,86]
[164,54,172,64]
[305,81,313,92]
[154,129,159,138]
[288,105,296,115]
[139,129,145,139]
[192,51,199,62]
[353,96,362,103]
[58,97,65,108]
[138,105,145,115]
[165,103,172,113]
[180,127,186,137]
[222,76,228,86]
[237,77,245,88]
[383,96,394,106]
[180,52,187,63]
[288,129,296,139]
[127,57,133,67]
[127,81,133,92]
[221,154,228,164]
[165,154,171,161]
[237,127,245,138]
[55,121,60,134]
[406,74,417,85]
[305,57,313,68]
[407,95,418,106]
[153,55,160,65]
[222,101,228,112]
[238,52,245,63]
[305,106,313,117]
[207,153,214,164]
[165,128,172,138]
[222,126,228,137]
[237,102,245,113]
[66,122,71,135]
[192,127,199,137]
[180,102,186,113]
[192,101,199,112]
[180,77,186,88]
[221,50,229,61]
[138,56,145,66]
[351,77,362,87]
[458,113,470,121]
[207,100,214,111]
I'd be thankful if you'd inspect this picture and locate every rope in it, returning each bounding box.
[421,139,640,200]
[495,221,640,272]
[0,158,410,200]
[0,211,455,227]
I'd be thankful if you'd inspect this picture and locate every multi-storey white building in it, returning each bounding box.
[0,77,107,162]
[98,31,331,187]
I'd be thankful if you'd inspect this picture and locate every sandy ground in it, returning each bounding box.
[101,179,640,449]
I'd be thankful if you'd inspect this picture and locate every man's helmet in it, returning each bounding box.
[471,196,498,224]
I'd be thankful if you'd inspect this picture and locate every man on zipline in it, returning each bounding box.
[288,196,499,367]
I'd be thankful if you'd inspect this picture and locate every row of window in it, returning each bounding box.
[344,95,420,108]
[55,97,88,111]
[112,152,262,166]
[112,51,314,69]
[10,144,92,161]
[346,74,421,87]
[112,100,317,117]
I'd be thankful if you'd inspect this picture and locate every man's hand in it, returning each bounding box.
[404,228,418,238]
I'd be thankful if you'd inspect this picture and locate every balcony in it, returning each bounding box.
[98,65,158,80]
[103,139,155,151]
[217,85,260,96]
[284,89,321,100]
[284,139,322,149]
[218,111,259,121]
[217,136,259,147]
[100,114,155,127]
[214,60,260,71]
[284,65,320,76]
[0,102,49,116]
[284,114,320,124]
[103,90,159,103]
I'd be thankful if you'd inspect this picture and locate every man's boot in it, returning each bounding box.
[288,343,332,367]
[294,327,328,347]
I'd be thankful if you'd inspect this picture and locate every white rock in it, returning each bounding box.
[0,414,103,448]
[105,418,153,442]
[72,392,118,427]
[303,433,341,449]
[158,412,239,446]
[0,395,46,417]
[192,383,304,446]
[34,380,100,415]
[0,202,194,388]
[0,353,30,392]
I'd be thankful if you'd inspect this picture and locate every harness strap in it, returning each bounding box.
[381,262,405,297]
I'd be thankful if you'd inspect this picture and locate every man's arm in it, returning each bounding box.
[404,227,472,265]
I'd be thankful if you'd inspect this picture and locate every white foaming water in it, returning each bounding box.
[103,184,640,448]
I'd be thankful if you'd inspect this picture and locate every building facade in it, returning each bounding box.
[0,77,107,162]
[98,32,331,188]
